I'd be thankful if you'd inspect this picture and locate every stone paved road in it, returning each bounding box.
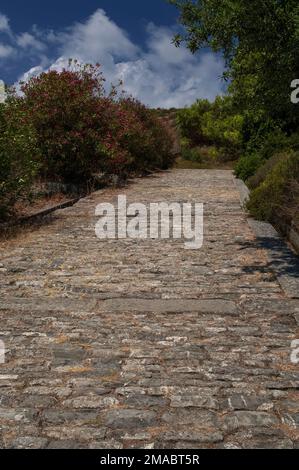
[0,170,298,449]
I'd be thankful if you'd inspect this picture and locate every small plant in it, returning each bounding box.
[234,153,264,181]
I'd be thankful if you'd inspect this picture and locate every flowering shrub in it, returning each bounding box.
[0,63,175,220]
[118,98,176,173]
[19,63,175,184]
[20,63,113,183]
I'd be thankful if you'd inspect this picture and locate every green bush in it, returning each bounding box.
[235,126,299,182]
[247,154,286,190]
[241,112,278,153]
[242,114,289,159]
[234,153,264,181]
[177,99,212,145]
[0,101,40,220]
[181,146,203,163]
[177,96,243,161]
[201,97,244,160]
[247,151,299,223]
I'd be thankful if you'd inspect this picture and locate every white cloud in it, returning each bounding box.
[115,24,224,107]
[3,8,225,107]
[16,32,46,51]
[59,9,138,63]
[0,43,15,59]
[0,13,10,34]
[18,64,44,83]
[0,11,47,67]
[145,23,194,66]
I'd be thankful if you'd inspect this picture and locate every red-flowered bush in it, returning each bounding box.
[20,63,112,183]
[19,62,175,184]
[118,98,176,172]
[0,63,176,219]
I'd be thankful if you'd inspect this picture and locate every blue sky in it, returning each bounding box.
[0,0,225,107]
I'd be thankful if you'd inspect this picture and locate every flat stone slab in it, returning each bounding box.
[235,179,250,207]
[277,275,299,299]
[0,297,97,312]
[247,219,280,239]
[98,298,239,315]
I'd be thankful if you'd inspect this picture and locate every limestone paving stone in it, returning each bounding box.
[0,169,298,449]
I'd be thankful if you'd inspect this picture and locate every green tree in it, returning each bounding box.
[177,99,212,144]
[170,0,299,129]
[201,96,243,155]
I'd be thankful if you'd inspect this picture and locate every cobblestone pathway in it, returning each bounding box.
[0,170,298,449]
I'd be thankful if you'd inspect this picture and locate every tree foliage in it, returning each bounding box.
[177,96,243,161]
[177,99,212,144]
[170,0,299,128]
[172,0,299,227]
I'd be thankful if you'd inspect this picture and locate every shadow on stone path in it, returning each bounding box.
[0,169,298,449]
